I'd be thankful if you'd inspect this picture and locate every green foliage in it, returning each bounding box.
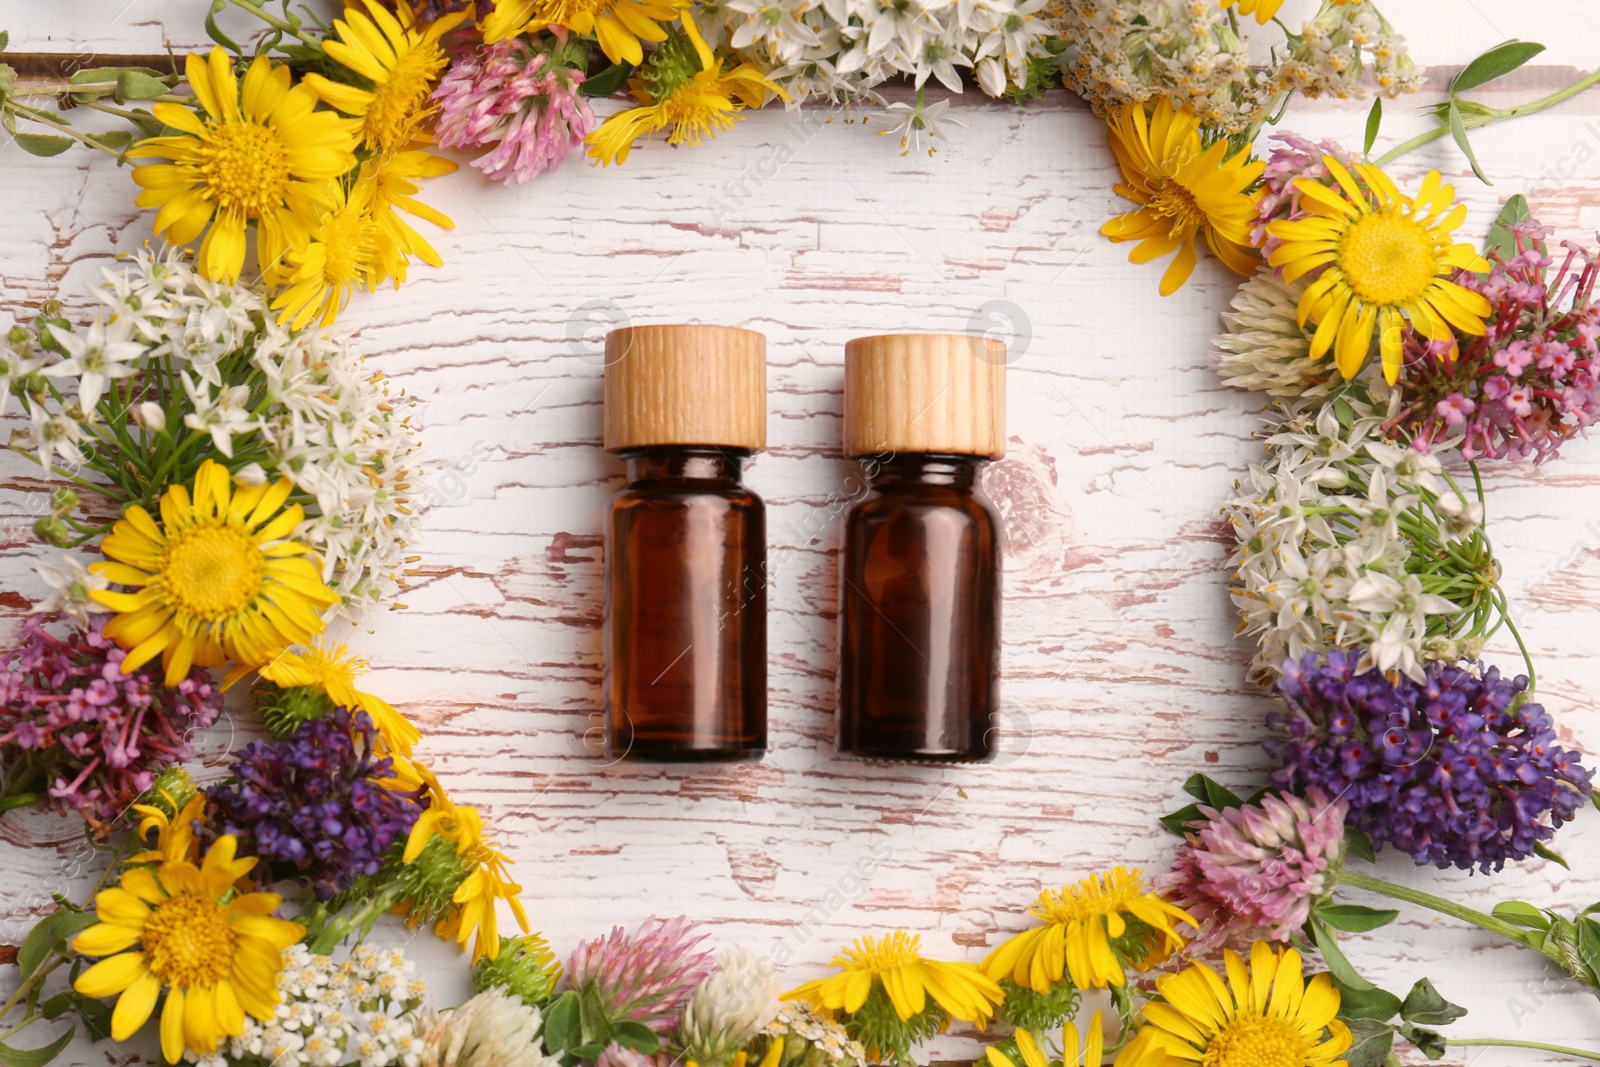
[1417,39,1547,184]
[538,987,660,1065]
[839,984,946,1067]
[1314,904,1400,934]
[254,680,339,739]
[474,934,563,1008]
[1363,96,1382,157]
[1159,774,1266,835]
[1332,973,1468,1067]
[0,1030,75,1067]
[996,976,1080,1034]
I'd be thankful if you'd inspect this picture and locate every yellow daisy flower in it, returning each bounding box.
[70,836,304,1064]
[484,0,681,67]
[783,931,1005,1028]
[268,177,390,329]
[128,48,360,285]
[303,0,466,158]
[254,639,420,756]
[982,867,1193,993]
[585,16,783,167]
[400,759,530,964]
[1266,159,1491,383]
[986,1016,1102,1067]
[1111,943,1352,1067]
[367,151,458,284]
[89,459,341,686]
[128,791,207,866]
[1100,97,1265,296]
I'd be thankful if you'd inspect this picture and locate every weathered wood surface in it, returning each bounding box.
[3,2,1600,1064]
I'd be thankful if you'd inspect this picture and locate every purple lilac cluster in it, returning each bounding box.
[1157,787,1348,952]
[1395,222,1600,462]
[1269,650,1592,873]
[204,709,421,898]
[1250,133,1360,259]
[433,35,598,185]
[0,617,220,832]
[567,916,716,1034]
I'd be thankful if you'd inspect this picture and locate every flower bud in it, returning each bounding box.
[232,462,268,487]
[135,402,167,433]
[49,488,79,515]
[32,516,72,546]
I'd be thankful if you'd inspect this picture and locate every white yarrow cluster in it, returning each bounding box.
[701,0,1057,106]
[186,944,430,1067]
[1225,389,1487,686]
[760,1003,867,1067]
[19,247,426,621]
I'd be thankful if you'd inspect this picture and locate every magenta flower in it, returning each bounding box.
[1156,787,1347,952]
[0,617,221,833]
[434,35,598,185]
[567,916,716,1034]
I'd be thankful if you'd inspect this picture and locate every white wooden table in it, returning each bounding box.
[2,2,1599,1063]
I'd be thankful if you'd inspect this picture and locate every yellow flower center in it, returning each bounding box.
[1143,178,1207,240]
[365,45,446,154]
[837,932,924,971]
[1032,867,1146,924]
[536,0,609,27]
[302,644,363,688]
[1202,1016,1309,1067]
[1336,210,1438,308]
[141,894,237,987]
[162,523,265,622]
[318,208,379,286]
[195,120,291,218]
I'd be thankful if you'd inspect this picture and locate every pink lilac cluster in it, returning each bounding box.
[1156,787,1348,952]
[0,617,220,832]
[1395,222,1600,462]
[434,35,598,185]
[202,709,421,899]
[1250,133,1360,259]
[1269,650,1592,873]
[567,916,716,1034]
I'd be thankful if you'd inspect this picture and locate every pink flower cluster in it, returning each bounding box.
[1397,222,1600,462]
[0,617,221,831]
[1156,787,1347,953]
[1250,133,1360,260]
[434,36,599,185]
[567,916,716,1034]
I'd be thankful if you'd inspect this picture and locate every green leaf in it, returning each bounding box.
[0,1028,75,1067]
[116,70,171,101]
[1332,979,1402,1022]
[0,793,38,812]
[1399,978,1468,1026]
[1482,194,1533,259]
[1447,99,1489,185]
[1343,828,1377,864]
[1316,904,1400,933]
[579,61,633,98]
[0,31,10,53]
[1342,1018,1397,1067]
[41,992,113,1043]
[12,133,74,158]
[84,131,133,155]
[18,911,68,980]
[1451,39,1546,94]
[1180,773,1243,811]
[542,991,581,1053]
[1533,840,1570,869]
[1491,900,1551,930]
[1398,1023,1449,1060]
[1160,802,1204,837]
[610,1022,660,1056]
[1576,917,1600,987]
[205,0,243,51]
[1312,918,1374,990]
[1333,397,1355,428]
[1363,97,1382,157]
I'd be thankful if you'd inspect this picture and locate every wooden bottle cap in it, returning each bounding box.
[604,324,767,452]
[844,333,1006,459]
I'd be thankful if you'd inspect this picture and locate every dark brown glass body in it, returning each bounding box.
[836,454,1000,762]
[604,447,766,762]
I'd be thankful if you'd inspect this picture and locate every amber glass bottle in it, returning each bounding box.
[836,333,1006,762]
[602,325,767,762]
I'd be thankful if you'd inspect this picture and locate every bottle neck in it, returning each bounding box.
[620,446,748,485]
[862,453,985,488]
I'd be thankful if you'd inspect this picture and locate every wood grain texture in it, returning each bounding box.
[2,2,1600,1064]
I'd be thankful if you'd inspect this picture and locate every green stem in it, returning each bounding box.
[0,1011,42,1043]
[0,956,61,1024]
[223,0,324,48]
[4,102,124,158]
[1450,1038,1600,1061]
[1339,870,1561,962]
[1375,67,1600,167]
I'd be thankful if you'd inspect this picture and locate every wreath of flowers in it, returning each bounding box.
[2,2,1600,1067]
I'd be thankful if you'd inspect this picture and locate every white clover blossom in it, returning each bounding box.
[1225,388,1497,685]
[680,947,782,1067]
